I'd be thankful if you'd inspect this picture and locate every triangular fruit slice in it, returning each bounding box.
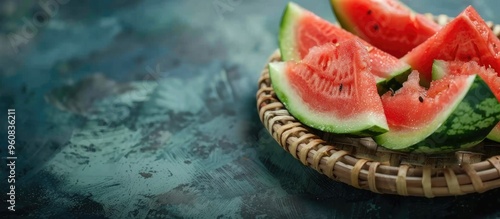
[269,40,388,136]
[401,6,500,84]
[374,70,500,153]
[279,2,410,84]
[432,60,500,143]
[330,0,440,58]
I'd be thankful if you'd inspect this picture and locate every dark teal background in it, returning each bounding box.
[1,0,500,218]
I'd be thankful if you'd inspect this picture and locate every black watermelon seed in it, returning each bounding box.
[339,83,343,92]
[419,96,424,103]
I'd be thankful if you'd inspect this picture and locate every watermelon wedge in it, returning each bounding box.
[279,2,410,84]
[432,60,500,143]
[269,40,388,135]
[401,6,500,84]
[330,0,440,58]
[374,70,500,153]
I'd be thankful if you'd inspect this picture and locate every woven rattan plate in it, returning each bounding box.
[257,14,500,197]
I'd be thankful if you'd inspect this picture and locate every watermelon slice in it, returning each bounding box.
[330,0,440,58]
[374,70,500,153]
[279,2,410,84]
[269,40,388,135]
[432,60,500,143]
[401,6,500,84]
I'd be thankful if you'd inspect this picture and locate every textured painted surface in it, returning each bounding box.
[1,0,500,218]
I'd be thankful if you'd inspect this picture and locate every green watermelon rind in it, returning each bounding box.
[375,75,500,153]
[268,62,389,136]
[279,2,303,61]
[431,60,449,80]
[329,0,356,34]
[487,126,500,142]
[375,70,412,94]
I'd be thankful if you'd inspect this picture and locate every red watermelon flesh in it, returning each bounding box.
[295,13,352,59]
[382,71,440,130]
[374,71,495,150]
[269,40,388,135]
[280,2,410,82]
[330,0,441,58]
[401,6,500,84]
[293,43,377,117]
[380,71,464,129]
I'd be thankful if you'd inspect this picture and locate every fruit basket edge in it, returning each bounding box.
[256,14,500,197]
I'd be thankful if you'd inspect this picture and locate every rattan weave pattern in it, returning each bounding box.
[256,14,500,197]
